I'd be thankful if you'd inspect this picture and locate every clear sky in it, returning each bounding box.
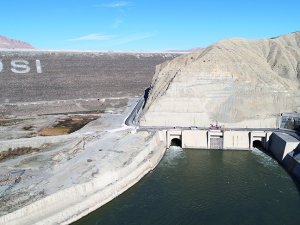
[1,0,299,51]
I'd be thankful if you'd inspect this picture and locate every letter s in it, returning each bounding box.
[11,60,30,73]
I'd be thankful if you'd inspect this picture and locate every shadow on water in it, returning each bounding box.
[290,174,300,196]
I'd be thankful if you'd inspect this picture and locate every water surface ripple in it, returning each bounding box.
[73,148,300,225]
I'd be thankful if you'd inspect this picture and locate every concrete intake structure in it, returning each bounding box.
[163,127,300,179]
[165,129,272,150]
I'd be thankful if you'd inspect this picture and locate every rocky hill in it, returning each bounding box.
[140,31,300,128]
[0,35,33,49]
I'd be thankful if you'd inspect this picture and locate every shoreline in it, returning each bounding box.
[0,131,166,225]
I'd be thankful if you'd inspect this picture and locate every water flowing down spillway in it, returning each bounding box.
[73,148,300,225]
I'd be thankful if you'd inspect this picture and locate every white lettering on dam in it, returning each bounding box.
[0,59,42,74]
[11,60,30,73]
[35,60,42,73]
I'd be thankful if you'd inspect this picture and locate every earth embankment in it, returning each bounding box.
[0,51,179,115]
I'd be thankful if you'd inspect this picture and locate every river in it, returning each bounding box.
[73,148,300,225]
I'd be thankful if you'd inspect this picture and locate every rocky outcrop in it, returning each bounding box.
[0,36,33,49]
[140,32,300,128]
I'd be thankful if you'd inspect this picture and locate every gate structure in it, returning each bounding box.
[210,136,224,149]
[208,130,224,150]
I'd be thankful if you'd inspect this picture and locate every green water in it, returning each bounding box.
[73,148,300,225]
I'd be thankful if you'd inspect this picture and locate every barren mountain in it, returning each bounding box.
[140,31,300,128]
[164,47,203,53]
[0,35,33,49]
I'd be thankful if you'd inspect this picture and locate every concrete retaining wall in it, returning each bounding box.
[269,132,300,161]
[223,131,250,150]
[268,132,300,179]
[182,130,207,149]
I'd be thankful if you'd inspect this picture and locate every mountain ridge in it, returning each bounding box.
[0,35,33,49]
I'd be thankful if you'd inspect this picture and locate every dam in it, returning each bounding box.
[1,31,300,224]
[0,50,179,115]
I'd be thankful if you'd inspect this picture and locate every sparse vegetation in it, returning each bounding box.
[38,115,99,136]
[0,147,40,162]
[38,127,71,136]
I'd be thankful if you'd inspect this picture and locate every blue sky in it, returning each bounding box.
[1,0,299,51]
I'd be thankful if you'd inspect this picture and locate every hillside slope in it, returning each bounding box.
[140,32,300,128]
[0,35,33,49]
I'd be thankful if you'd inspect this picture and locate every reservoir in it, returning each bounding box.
[73,148,300,225]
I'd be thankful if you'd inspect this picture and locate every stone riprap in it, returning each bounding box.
[0,51,179,115]
[140,32,300,128]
